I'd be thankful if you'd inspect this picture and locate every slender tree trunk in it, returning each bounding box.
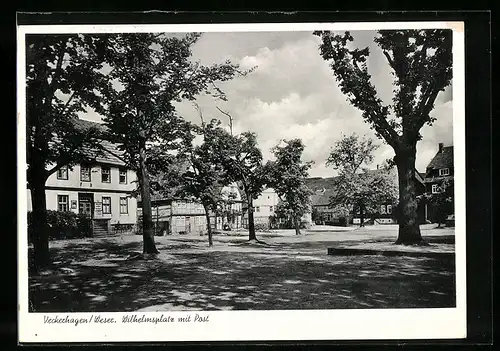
[30,173,50,271]
[203,205,213,247]
[293,214,301,235]
[394,146,425,245]
[138,139,159,255]
[247,195,257,241]
[359,204,365,228]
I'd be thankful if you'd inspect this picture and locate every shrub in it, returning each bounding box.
[28,210,93,241]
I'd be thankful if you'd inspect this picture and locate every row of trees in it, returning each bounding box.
[27,29,453,269]
[26,32,313,269]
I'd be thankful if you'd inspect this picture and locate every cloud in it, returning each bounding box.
[80,30,454,178]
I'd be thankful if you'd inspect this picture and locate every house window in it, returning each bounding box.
[380,205,386,214]
[102,197,111,214]
[256,206,260,212]
[57,166,68,180]
[387,205,392,214]
[439,168,450,176]
[101,166,111,183]
[120,197,128,214]
[432,184,440,194]
[270,206,273,212]
[57,195,69,212]
[119,169,127,184]
[80,165,91,182]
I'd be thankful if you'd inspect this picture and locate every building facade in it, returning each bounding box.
[215,184,244,230]
[307,167,426,226]
[241,188,313,229]
[138,198,207,236]
[423,143,454,224]
[27,135,138,237]
[241,188,280,228]
[137,183,244,235]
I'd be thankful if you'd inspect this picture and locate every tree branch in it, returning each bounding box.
[216,106,233,136]
[382,50,399,77]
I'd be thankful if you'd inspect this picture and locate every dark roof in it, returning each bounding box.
[72,118,108,134]
[72,118,126,166]
[427,146,453,170]
[305,177,340,207]
[305,176,338,192]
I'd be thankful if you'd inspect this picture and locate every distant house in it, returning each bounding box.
[306,177,348,226]
[241,188,280,228]
[215,184,244,230]
[241,187,313,229]
[26,119,138,237]
[423,143,454,223]
[306,167,426,226]
[137,183,244,235]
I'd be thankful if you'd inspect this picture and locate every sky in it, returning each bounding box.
[80,30,454,177]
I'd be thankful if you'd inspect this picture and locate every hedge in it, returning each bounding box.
[28,210,93,241]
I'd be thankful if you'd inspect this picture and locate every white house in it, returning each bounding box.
[241,188,312,229]
[27,120,138,237]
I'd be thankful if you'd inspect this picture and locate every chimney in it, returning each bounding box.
[438,143,444,153]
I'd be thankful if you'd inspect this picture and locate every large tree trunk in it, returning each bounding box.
[247,195,257,241]
[293,214,301,235]
[203,205,213,247]
[30,173,50,271]
[394,147,425,245]
[138,139,159,255]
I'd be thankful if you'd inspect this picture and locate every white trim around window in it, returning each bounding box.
[57,166,68,180]
[432,184,440,194]
[57,194,69,212]
[80,164,91,182]
[120,197,128,214]
[439,168,450,176]
[119,169,127,184]
[102,196,111,214]
[101,166,111,183]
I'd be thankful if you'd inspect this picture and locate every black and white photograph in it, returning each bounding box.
[17,21,466,342]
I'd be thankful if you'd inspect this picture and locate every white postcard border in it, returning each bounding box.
[17,21,466,343]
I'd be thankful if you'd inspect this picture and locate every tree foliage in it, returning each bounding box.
[177,119,233,246]
[268,139,313,234]
[326,133,378,175]
[26,34,111,183]
[26,34,112,268]
[326,134,398,226]
[97,32,249,253]
[207,130,269,241]
[314,29,452,242]
[313,30,452,146]
[330,170,399,226]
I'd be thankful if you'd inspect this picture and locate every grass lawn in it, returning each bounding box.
[28,224,456,312]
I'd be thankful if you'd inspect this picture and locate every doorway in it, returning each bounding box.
[78,193,94,217]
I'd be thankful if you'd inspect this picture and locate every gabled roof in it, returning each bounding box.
[305,177,340,207]
[427,146,454,170]
[72,118,127,167]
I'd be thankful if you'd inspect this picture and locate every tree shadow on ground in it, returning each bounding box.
[29,237,456,313]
